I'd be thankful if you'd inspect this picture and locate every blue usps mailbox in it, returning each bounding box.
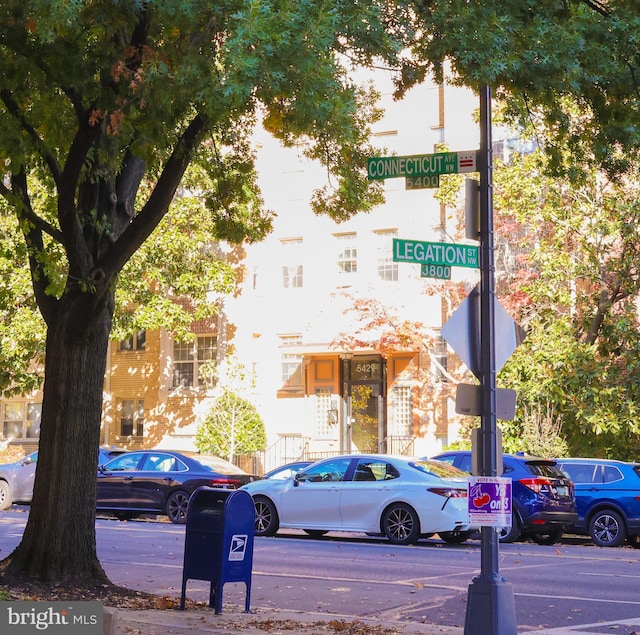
[180,486,254,613]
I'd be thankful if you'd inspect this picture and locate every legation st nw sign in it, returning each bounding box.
[393,238,479,269]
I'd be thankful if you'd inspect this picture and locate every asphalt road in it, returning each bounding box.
[2,507,640,633]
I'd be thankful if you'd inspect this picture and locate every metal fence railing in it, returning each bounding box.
[235,434,417,475]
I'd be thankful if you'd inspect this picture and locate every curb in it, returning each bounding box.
[104,607,117,635]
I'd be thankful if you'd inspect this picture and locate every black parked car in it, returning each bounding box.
[556,457,640,547]
[97,449,258,523]
[431,451,577,545]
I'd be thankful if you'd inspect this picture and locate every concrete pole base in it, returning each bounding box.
[463,578,518,635]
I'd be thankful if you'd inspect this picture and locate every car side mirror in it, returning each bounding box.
[293,472,303,487]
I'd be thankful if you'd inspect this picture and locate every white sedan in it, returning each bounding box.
[241,454,472,545]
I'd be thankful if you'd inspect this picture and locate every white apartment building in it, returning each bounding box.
[223,73,481,471]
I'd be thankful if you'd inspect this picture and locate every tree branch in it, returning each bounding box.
[0,90,63,186]
[11,170,59,325]
[99,114,207,277]
[578,0,610,18]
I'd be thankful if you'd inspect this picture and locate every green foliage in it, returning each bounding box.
[195,388,267,462]
[111,163,239,344]
[195,356,265,461]
[494,147,640,459]
[501,403,568,459]
[500,317,640,461]
[0,202,45,395]
[443,437,472,452]
[406,1,640,179]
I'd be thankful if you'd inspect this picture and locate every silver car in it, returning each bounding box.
[0,446,128,508]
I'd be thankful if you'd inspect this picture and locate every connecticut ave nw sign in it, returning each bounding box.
[367,151,477,180]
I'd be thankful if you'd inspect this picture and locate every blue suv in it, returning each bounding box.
[432,451,577,545]
[555,458,640,547]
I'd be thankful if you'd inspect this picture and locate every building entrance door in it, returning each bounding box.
[350,384,381,453]
[342,355,385,454]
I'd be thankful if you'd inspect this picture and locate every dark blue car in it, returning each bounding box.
[555,458,640,547]
[432,451,577,545]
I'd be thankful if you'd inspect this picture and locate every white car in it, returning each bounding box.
[241,454,472,545]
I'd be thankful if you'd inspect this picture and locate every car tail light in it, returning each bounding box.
[519,477,553,494]
[209,477,242,489]
[428,487,467,498]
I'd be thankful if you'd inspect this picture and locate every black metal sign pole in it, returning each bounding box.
[463,85,518,635]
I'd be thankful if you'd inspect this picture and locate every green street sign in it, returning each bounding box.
[367,150,477,180]
[421,264,452,280]
[393,238,479,269]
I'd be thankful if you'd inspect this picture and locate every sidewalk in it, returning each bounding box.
[113,606,465,634]
[110,605,640,635]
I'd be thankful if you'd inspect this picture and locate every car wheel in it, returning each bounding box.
[498,514,521,543]
[166,490,190,524]
[439,530,472,544]
[529,529,563,546]
[589,509,626,547]
[303,530,328,538]
[381,503,420,545]
[0,480,12,510]
[254,496,279,537]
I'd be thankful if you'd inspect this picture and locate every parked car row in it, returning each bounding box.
[241,452,640,550]
[0,447,258,523]
[3,445,640,549]
[432,451,640,548]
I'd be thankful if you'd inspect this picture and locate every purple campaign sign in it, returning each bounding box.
[468,477,512,527]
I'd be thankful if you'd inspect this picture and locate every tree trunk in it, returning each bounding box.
[1,286,114,585]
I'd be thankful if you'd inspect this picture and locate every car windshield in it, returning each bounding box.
[410,459,468,479]
[298,458,352,482]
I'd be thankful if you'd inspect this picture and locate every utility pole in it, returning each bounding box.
[463,85,518,635]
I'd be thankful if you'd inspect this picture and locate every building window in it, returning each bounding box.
[433,332,448,382]
[315,388,333,437]
[172,335,217,388]
[375,229,398,281]
[120,399,144,437]
[281,238,303,288]
[336,233,357,274]
[2,402,41,440]
[391,385,412,436]
[119,330,146,351]
[280,334,303,387]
